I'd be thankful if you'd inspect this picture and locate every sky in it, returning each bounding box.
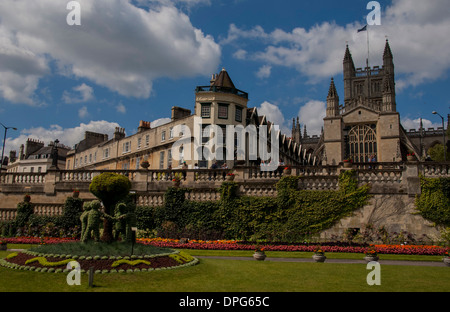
[1,0,450,156]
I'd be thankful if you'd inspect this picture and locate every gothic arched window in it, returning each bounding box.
[347,124,377,162]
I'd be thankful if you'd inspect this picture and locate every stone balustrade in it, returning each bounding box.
[0,162,449,221]
[421,163,450,177]
[0,208,16,221]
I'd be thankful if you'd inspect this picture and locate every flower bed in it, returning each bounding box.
[1,249,198,274]
[3,237,449,256]
[2,237,78,245]
[137,238,449,256]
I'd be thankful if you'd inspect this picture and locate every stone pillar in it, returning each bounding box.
[133,170,148,192]
[233,166,246,182]
[185,170,195,183]
[44,168,58,195]
[403,163,421,197]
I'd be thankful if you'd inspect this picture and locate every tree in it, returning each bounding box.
[428,144,448,162]
[89,172,131,242]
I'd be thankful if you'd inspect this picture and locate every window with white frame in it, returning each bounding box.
[168,149,172,167]
[123,141,131,153]
[161,130,166,142]
[169,127,174,139]
[159,151,165,169]
[145,135,150,146]
[218,104,228,119]
[201,103,211,118]
[235,106,243,122]
[103,148,110,159]
[137,137,142,149]
[136,156,140,169]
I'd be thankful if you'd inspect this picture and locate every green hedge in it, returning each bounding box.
[415,176,450,227]
[137,170,371,242]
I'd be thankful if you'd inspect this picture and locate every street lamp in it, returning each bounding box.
[432,111,447,161]
[0,123,18,171]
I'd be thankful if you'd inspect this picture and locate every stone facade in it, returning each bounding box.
[65,69,307,172]
[298,40,449,165]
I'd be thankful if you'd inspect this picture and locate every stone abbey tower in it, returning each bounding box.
[321,40,413,165]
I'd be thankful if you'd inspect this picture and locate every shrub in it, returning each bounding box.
[415,176,450,227]
[15,200,34,228]
[60,196,84,231]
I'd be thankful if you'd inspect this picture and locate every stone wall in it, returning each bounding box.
[1,162,449,239]
[320,194,441,241]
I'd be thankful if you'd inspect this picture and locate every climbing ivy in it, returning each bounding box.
[140,170,371,242]
[415,176,450,227]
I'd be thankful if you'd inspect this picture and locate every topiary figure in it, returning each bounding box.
[114,203,128,241]
[80,201,92,242]
[125,204,137,243]
[81,200,102,243]
[89,172,131,242]
[15,194,34,229]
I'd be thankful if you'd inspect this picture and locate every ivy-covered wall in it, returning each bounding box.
[136,170,371,242]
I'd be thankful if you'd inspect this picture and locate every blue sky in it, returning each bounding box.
[1,0,449,155]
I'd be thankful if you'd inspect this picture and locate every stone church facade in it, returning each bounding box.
[294,40,449,165]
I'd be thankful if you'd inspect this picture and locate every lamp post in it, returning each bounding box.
[1,123,18,171]
[432,111,447,161]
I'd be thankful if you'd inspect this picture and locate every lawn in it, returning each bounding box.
[1,247,449,293]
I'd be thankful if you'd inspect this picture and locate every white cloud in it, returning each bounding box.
[256,65,271,79]
[116,103,127,114]
[297,100,326,136]
[256,101,290,135]
[0,0,221,104]
[401,117,442,131]
[78,106,89,119]
[233,49,247,60]
[62,83,94,104]
[4,120,121,155]
[225,0,450,89]
[150,117,172,127]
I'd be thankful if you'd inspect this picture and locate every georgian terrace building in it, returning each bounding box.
[65,69,308,171]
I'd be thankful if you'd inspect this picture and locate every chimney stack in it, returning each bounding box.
[138,120,151,133]
[113,127,126,140]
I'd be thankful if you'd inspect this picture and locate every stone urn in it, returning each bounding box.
[443,257,450,267]
[364,255,379,263]
[343,161,352,168]
[407,155,415,162]
[253,251,266,261]
[172,180,181,188]
[226,174,235,181]
[312,254,326,262]
[283,168,291,176]
[72,191,80,198]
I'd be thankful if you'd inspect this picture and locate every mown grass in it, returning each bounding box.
[1,247,449,292]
